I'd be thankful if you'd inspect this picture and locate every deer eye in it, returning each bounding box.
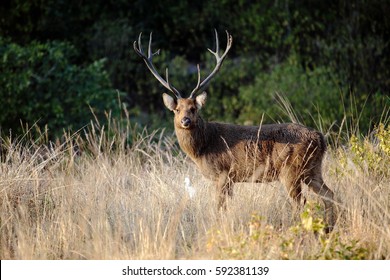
[175,108,180,113]
[190,107,196,113]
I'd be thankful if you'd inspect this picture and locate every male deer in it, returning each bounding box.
[134,30,335,231]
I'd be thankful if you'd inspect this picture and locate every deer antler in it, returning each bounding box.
[133,32,182,99]
[189,30,233,99]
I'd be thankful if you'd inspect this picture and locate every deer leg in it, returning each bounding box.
[281,173,306,207]
[216,172,233,210]
[218,182,233,210]
[305,177,335,232]
[288,182,305,206]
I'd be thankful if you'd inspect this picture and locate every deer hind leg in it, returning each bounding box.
[304,176,335,232]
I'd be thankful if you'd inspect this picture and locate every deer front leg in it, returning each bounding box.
[216,172,234,210]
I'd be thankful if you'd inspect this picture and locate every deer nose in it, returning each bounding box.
[181,117,191,128]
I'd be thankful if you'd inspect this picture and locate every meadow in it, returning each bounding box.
[1,114,389,260]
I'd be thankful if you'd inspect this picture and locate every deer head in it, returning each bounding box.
[133,30,233,129]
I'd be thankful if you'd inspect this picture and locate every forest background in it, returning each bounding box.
[1,0,389,138]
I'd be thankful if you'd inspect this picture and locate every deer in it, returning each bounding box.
[133,30,335,232]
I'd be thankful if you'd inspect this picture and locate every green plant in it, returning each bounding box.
[206,202,371,260]
[237,54,343,129]
[319,234,368,260]
[344,123,390,176]
[0,38,120,137]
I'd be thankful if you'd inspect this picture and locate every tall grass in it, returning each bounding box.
[1,111,389,259]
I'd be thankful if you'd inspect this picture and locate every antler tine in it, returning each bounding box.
[133,32,182,98]
[137,32,143,54]
[189,29,233,99]
[194,64,201,92]
[147,32,153,58]
[165,68,177,94]
[213,29,219,55]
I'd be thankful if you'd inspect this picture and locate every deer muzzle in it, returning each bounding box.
[181,117,191,128]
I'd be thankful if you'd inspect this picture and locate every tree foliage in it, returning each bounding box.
[0,0,389,136]
[0,38,119,136]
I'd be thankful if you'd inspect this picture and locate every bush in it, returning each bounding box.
[206,203,369,260]
[200,55,263,123]
[0,38,120,137]
[236,54,343,129]
[344,123,390,177]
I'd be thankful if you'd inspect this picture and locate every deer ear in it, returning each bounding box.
[195,92,207,110]
[162,93,177,111]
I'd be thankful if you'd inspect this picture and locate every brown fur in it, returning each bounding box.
[164,94,335,232]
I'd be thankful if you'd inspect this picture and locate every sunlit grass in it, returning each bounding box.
[1,113,389,259]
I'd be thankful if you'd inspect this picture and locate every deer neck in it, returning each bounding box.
[175,117,207,159]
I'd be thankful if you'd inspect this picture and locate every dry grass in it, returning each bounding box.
[1,119,389,260]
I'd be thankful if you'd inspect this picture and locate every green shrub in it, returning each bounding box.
[200,55,263,123]
[347,123,390,176]
[206,202,369,260]
[0,38,120,137]
[236,54,343,129]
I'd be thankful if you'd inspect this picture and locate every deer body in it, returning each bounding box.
[134,30,335,231]
[177,120,325,185]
